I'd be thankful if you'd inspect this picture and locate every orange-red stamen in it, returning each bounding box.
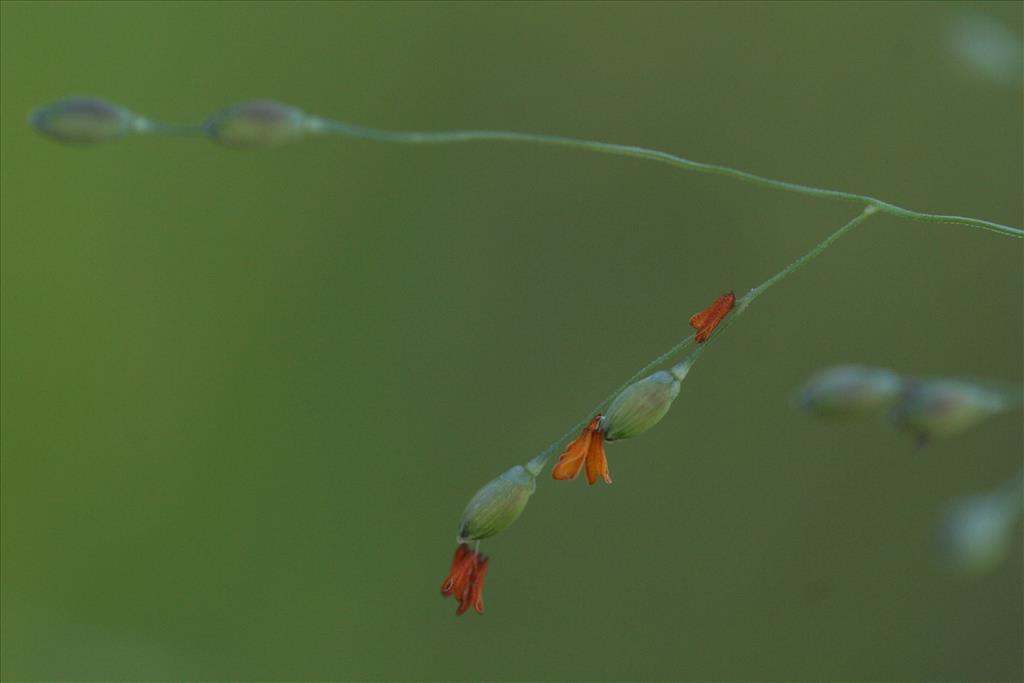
[466,556,489,615]
[441,544,475,599]
[442,544,490,616]
[584,429,611,485]
[689,291,735,343]
[551,418,595,481]
[552,416,611,485]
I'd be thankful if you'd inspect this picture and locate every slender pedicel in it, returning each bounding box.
[308,119,1016,237]
[29,98,1020,238]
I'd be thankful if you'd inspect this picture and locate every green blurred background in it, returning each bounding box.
[2,1,1021,680]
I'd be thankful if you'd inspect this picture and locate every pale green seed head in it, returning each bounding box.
[798,365,903,417]
[30,97,137,144]
[204,100,308,148]
[601,371,681,441]
[938,490,1020,575]
[458,465,536,542]
[889,379,1009,439]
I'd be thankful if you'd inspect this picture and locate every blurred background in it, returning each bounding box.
[1,1,1021,680]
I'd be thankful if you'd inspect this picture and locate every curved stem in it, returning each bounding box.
[525,206,878,476]
[310,119,1020,239]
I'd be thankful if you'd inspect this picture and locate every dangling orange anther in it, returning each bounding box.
[689,291,735,343]
[552,416,611,485]
[441,543,490,616]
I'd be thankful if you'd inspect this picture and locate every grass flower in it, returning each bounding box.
[457,465,536,542]
[551,416,610,484]
[204,100,309,148]
[938,475,1023,576]
[689,291,735,343]
[553,361,691,485]
[30,97,138,144]
[797,365,904,417]
[440,544,490,616]
[602,370,683,441]
[889,378,1011,446]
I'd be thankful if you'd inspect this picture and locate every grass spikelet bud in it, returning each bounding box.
[601,370,681,441]
[204,100,308,148]
[30,97,137,144]
[457,465,536,542]
[938,484,1022,575]
[888,379,1009,443]
[797,365,903,417]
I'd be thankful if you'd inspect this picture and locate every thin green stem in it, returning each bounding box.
[135,118,204,136]
[525,206,878,477]
[739,205,879,311]
[310,118,1020,239]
